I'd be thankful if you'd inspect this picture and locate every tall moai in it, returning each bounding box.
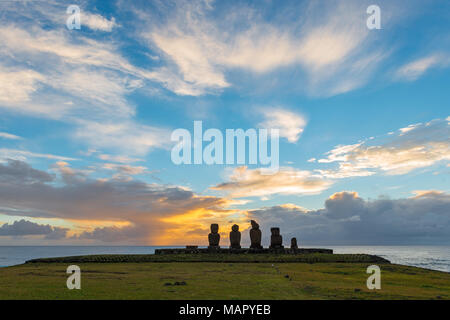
[208,223,220,249]
[269,227,284,249]
[229,224,241,249]
[249,220,263,249]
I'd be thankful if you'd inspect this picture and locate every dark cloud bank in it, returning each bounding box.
[0,219,68,239]
[0,159,449,245]
[249,191,450,245]
[0,159,227,243]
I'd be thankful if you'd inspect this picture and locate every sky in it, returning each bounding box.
[0,0,449,246]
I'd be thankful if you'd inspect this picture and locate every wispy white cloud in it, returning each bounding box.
[140,0,392,96]
[0,25,137,117]
[0,18,171,154]
[315,118,450,177]
[97,154,143,164]
[399,123,422,135]
[395,53,450,81]
[0,149,77,162]
[212,166,331,199]
[82,12,118,32]
[0,67,45,103]
[102,163,147,174]
[258,108,306,143]
[318,143,364,164]
[0,132,22,140]
[151,33,230,94]
[0,26,134,74]
[74,120,171,156]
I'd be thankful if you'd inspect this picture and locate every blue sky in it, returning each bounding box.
[0,0,449,245]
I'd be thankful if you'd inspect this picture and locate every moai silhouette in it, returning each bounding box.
[249,220,263,249]
[269,227,284,249]
[229,224,241,249]
[208,223,220,249]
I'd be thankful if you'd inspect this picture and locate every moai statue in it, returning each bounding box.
[269,227,284,249]
[249,220,263,249]
[291,237,298,250]
[208,223,220,249]
[229,224,241,249]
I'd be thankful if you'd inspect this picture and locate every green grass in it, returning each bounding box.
[0,259,449,299]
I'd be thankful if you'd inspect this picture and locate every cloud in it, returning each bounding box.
[102,163,147,175]
[101,163,148,180]
[0,26,134,77]
[0,132,22,140]
[258,108,306,143]
[0,149,77,162]
[0,219,68,239]
[395,53,450,81]
[82,13,118,32]
[75,224,147,242]
[0,160,236,244]
[51,161,88,185]
[0,159,54,184]
[212,166,332,199]
[139,0,392,96]
[315,118,450,177]
[2,160,448,245]
[399,123,422,134]
[0,0,436,101]
[0,12,171,155]
[47,68,134,117]
[97,154,143,164]
[150,33,230,95]
[0,68,45,103]
[248,191,450,245]
[74,120,172,156]
[0,25,142,119]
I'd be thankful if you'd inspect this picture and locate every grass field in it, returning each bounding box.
[0,254,449,299]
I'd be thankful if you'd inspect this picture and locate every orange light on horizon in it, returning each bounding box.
[156,207,249,245]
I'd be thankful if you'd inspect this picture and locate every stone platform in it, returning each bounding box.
[154,247,333,255]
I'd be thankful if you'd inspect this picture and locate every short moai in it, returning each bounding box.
[249,220,263,249]
[269,227,284,249]
[290,237,298,250]
[229,224,241,249]
[208,223,220,249]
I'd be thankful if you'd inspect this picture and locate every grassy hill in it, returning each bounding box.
[0,253,449,299]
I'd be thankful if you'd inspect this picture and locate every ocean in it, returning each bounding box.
[0,245,449,272]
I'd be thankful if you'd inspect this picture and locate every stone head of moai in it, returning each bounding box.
[250,220,260,230]
[210,223,219,234]
[208,223,220,248]
[271,227,280,236]
[249,220,263,249]
[229,224,241,249]
[270,227,283,249]
[291,237,298,249]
